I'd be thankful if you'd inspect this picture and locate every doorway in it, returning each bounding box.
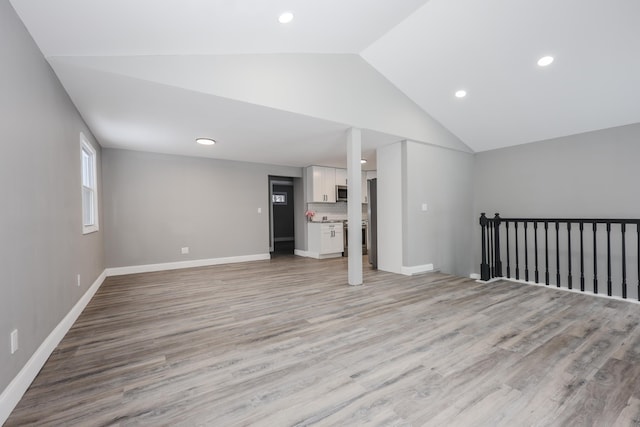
[269,177,295,254]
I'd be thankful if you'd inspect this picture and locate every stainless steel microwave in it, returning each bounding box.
[336,185,347,202]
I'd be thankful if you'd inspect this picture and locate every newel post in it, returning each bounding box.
[480,213,490,280]
[493,213,502,278]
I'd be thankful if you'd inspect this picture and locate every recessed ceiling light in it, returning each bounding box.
[278,12,294,24]
[455,90,467,98]
[361,159,367,164]
[537,56,554,67]
[196,138,216,146]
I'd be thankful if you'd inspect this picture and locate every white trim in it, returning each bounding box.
[0,270,106,425]
[475,277,503,284]
[80,133,99,235]
[105,253,271,276]
[400,263,434,276]
[295,250,342,259]
[485,276,640,305]
[469,273,481,280]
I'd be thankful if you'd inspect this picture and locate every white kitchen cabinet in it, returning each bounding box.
[307,222,344,258]
[335,168,347,186]
[306,166,336,202]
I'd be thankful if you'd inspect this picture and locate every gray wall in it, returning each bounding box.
[0,0,104,393]
[473,123,640,296]
[404,141,475,276]
[102,148,301,268]
[377,141,475,276]
[293,177,307,251]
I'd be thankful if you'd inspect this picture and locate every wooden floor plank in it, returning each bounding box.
[6,255,640,426]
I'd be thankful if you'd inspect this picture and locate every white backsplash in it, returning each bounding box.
[307,202,368,222]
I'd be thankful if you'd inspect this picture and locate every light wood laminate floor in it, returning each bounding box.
[7,255,640,426]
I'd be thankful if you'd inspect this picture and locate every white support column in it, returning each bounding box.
[347,128,363,285]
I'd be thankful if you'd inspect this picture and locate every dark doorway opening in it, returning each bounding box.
[269,177,295,255]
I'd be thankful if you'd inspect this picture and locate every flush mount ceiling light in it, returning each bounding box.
[455,89,467,98]
[361,159,367,164]
[537,55,554,67]
[278,11,294,24]
[196,138,216,146]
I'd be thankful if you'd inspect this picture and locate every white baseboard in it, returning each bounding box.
[294,250,342,259]
[498,276,640,305]
[401,263,434,276]
[0,270,106,425]
[105,253,271,276]
[469,273,481,280]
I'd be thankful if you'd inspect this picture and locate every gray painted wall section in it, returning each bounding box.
[377,142,404,274]
[473,123,640,295]
[102,149,301,268]
[0,0,104,393]
[403,141,475,276]
[293,177,307,251]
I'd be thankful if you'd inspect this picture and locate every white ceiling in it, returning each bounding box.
[10,0,640,166]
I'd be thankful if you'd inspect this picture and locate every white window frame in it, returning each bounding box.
[80,133,99,234]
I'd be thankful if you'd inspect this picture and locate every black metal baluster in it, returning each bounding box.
[515,222,520,280]
[489,221,494,278]
[506,222,511,278]
[534,222,539,283]
[580,222,585,292]
[524,222,529,282]
[556,221,561,288]
[593,223,598,295]
[606,223,612,296]
[494,214,502,277]
[622,223,627,299]
[567,223,572,289]
[544,221,549,285]
[480,213,489,281]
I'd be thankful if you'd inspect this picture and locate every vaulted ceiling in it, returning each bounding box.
[10,0,640,168]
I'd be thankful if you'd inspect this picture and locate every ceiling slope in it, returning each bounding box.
[9,0,429,57]
[362,0,640,152]
[49,58,410,168]
[49,54,471,158]
[12,0,640,156]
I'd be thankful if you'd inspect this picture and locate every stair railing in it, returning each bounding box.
[479,213,640,300]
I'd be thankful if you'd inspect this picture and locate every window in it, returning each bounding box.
[80,134,99,234]
[272,192,287,205]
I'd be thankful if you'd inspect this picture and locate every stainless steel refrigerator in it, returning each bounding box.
[367,178,377,269]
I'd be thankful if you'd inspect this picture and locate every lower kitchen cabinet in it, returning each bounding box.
[307,222,344,258]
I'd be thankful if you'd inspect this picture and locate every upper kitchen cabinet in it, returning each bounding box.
[335,168,347,186]
[306,166,336,203]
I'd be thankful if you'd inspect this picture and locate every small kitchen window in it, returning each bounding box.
[272,193,287,205]
[80,133,99,234]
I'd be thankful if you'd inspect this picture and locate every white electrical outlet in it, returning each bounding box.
[257,207,262,214]
[421,203,428,212]
[181,247,189,255]
[10,329,18,354]
[77,274,81,287]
